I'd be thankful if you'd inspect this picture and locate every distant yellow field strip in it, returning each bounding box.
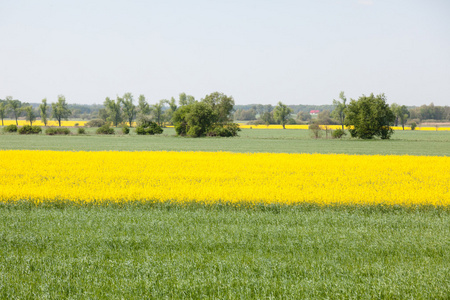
[238,124,450,131]
[2,120,449,130]
[0,151,449,206]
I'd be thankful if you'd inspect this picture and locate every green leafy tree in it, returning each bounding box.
[345,93,395,139]
[0,100,6,126]
[398,105,409,130]
[138,94,151,116]
[202,92,235,123]
[173,92,239,137]
[179,93,195,106]
[273,101,293,129]
[104,97,123,127]
[24,106,36,126]
[98,108,108,121]
[121,92,136,127]
[6,96,22,125]
[152,100,165,126]
[52,95,72,127]
[331,91,347,130]
[164,97,178,125]
[391,103,409,130]
[39,98,49,126]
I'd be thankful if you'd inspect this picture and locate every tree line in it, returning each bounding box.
[0,95,70,127]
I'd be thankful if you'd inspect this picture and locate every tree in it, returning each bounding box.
[273,101,293,129]
[331,91,347,130]
[138,94,151,116]
[24,106,36,126]
[121,92,136,127]
[152,100,165,126]
[104,97,123,127]
[39,98,49,126]
[0,100,6,126]
[345,93,395,139]
[6,96,22,125]
[202,92,235,123]
[52,95,72,126]
[391,103,409,130]
[172,92,239,137]
[398,105,409,130]
[179,93,195,106]
[164,97,178,125]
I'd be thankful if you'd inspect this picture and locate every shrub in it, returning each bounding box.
[77,128,86,134]
[332,128,346,139]
[309,122,322,139]
[74,123,79,127]
[3,124,18,133]
[85,119,106,127]
[207,123,241,137]
[45,127,71,135]
[18,125,42,135]
[122,125,130,135]
[136,121,163,135]
[411,122,417,130]
[96,125,115,135]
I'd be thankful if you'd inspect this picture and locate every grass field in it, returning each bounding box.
[1,127,450,156]
[1,127,449,298]
[1,205,449,299]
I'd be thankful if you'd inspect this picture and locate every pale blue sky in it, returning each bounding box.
[1,0,449,105]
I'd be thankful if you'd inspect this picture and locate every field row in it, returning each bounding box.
[1,150,449,206]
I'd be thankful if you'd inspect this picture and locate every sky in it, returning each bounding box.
[1,0,449,106]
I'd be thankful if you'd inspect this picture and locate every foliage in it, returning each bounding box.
[391,103,409,130]
[136,120,163,135]
[137,94,151,117]
[207,123,241,137]
[234,108,257,121]
[3,124,18,133]
[202,92,235,123]
[85,119,107,127]
[39,98,48,126]
[296,111,311,122]
[308,121,322,139]
[345,93,395,139]
[409,102,450,121]
[51,95,72,127]
[332,128,346,139]
[178,92,195,106]
[331,91,347,130]
[6,96,22,125]
[121,92,136,127]
[23,106,36,126]
[96,125,115,135]
[122,125,130,135]
[317,110,338,125]
[152,100,165,126]
[104,97,122,127]
[273,102,293,129]
[173,93,239,137]
[410,122,417,130]
[0,100,7,126]
[77,127,86,134]
[45,127,71,135]
[18,125,42,134]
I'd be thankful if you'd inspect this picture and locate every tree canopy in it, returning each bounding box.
[52,95,72,127]
[345,93,395,139]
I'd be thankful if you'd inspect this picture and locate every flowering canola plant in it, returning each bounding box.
[0,150,449,206]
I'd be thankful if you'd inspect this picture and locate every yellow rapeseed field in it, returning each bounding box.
[0,150,449,207]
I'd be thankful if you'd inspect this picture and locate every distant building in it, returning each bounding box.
[309,110,320,115]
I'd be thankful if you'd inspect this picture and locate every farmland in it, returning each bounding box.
[1,127,449,298]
